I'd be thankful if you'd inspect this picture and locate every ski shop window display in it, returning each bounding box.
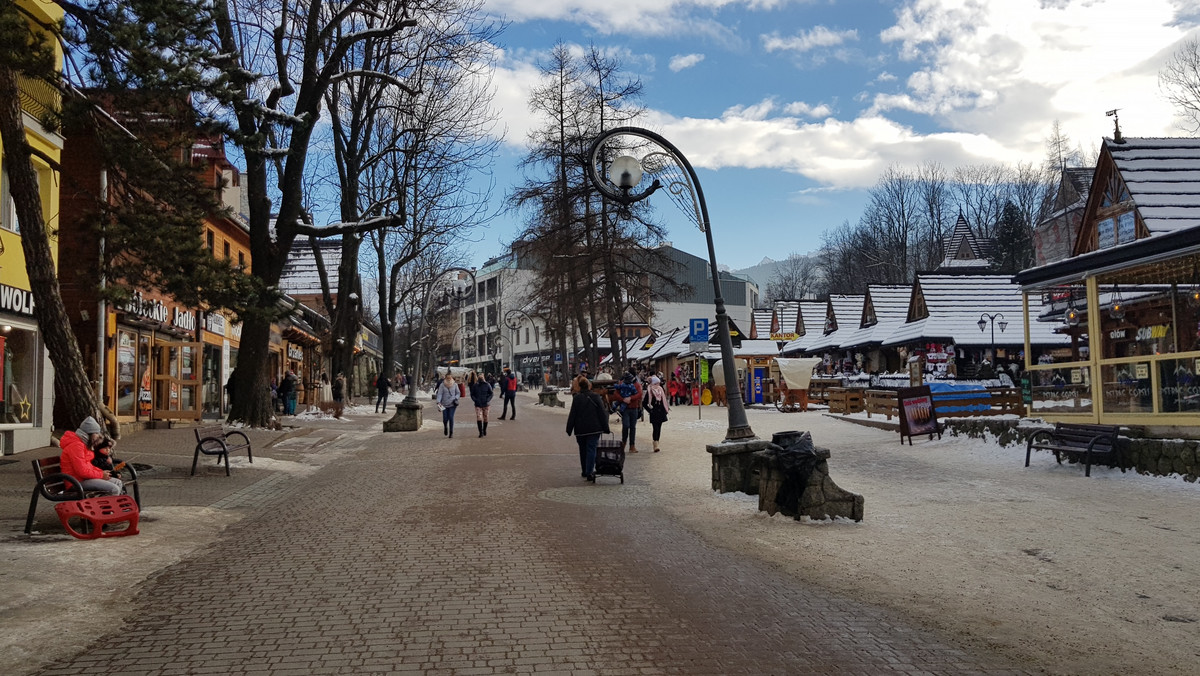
[1,323,40,424]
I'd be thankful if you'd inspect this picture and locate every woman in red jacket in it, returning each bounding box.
[59,416,123,495]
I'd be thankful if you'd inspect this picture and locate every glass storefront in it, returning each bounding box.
[1,323,41,424]
[202,343,223,417]
[1024,271,1200,421]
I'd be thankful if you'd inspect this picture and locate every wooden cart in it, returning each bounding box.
[773,358,822,413]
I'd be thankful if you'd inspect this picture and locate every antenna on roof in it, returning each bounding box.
[1106,109,1124,144]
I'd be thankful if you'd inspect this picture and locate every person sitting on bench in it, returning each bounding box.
[60,416,123,496]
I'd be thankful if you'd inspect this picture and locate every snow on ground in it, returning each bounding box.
[628,404,1200,675]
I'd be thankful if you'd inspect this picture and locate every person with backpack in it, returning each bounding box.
[566,377,611,483]
[498,367,518,420]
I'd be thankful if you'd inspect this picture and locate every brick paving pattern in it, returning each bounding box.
[34,408,1034,675]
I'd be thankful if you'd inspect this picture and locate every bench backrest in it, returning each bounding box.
[31,456,82,499]
[1053,422,1118,450]
[194,425,226,441]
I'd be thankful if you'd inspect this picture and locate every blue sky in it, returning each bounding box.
[469,0,1197,271]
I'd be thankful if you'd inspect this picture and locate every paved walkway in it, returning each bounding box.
[24,399,1031,675]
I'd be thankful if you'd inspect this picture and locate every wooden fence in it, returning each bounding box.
[864,387,1023,419]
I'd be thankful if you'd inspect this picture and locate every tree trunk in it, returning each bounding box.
[226,313,274,426]
[0,65,105,433]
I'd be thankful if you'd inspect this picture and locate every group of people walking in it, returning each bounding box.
[434,367,519,438]
[567,367,670,482]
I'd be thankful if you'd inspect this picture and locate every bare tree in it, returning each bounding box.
[208,0,421,426]
[764,254,819,302]
[1161,37,1200,134]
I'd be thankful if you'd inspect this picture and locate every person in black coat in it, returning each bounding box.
[566,377,611,482]
[467,371,494,437]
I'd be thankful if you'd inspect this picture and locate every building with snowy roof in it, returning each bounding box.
[881,273,1067,380]
[1015,137,1200,426]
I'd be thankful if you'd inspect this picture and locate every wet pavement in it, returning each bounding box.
[5,396,1034,675]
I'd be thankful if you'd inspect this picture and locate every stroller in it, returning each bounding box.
[594,433,625,484]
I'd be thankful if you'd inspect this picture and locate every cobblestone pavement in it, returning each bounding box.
[31,401,1034,675]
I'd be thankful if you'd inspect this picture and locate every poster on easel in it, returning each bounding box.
[897,385,941,445]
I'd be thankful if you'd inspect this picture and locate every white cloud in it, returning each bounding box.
[669,53,706,72]
[874,0,1191,154]
[783,101,833,118]
[484,0,781,36]
[762,26,858,53]
[484,0,1197,197]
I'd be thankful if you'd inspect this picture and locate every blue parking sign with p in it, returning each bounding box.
[689,318,709,343]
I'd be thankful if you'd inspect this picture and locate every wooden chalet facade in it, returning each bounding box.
[1015,137,1200,427]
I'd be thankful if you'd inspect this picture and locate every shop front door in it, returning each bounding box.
[152,340,202,421]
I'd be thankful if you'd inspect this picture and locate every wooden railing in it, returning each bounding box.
[865,387,1023,419]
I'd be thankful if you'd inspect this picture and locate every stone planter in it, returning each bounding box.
[706,438,772,494]
[538,390,565,408]
[754,431,864,522]
[383,399,423,432]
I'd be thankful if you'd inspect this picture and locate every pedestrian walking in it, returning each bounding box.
[644,375,670,452]
[374,371,390,413]
[566,377,611,483]
[436,373,460,438]
[318,371,332,403]
[332,372,345,404]
[498,366,518,420]
[468,371,493,437]
[614,369,643,453]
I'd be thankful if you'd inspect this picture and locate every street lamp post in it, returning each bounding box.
[386,266,476,432]
[586,126,755,442]
[504,309,550,392]
[977,312,1008,363]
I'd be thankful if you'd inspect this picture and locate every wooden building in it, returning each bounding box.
[1015,137,1200,427]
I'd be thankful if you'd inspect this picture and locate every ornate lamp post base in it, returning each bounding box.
[383,398,423,432]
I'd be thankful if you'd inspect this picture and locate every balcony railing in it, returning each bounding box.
[17,73,60,121]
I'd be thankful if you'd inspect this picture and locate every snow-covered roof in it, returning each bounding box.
[698,339,781,359]
[842,285,910,349]
[279,235,343,295]
[940,214,990,269]
[1110,137,1200,237]
[749,307,774,339]
[804,295,865,353]
[770,300,801,341]
[779,301,832,354]
[643,327,689,361]
[881,273,1068,347]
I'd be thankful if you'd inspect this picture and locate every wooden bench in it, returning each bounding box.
[193,425,253,476]
[25,455,140,534]
[1025,422,1122,477]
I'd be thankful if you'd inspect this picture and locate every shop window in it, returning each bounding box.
[1029,367,1092,414]
[1,324,41,424]
[116,330,138,416]
[1159,357,1200,413]
[1101,363,1153,414]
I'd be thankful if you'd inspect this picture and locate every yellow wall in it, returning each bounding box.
[0,0,64,290]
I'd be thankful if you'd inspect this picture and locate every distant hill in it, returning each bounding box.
[733,254,812,293]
